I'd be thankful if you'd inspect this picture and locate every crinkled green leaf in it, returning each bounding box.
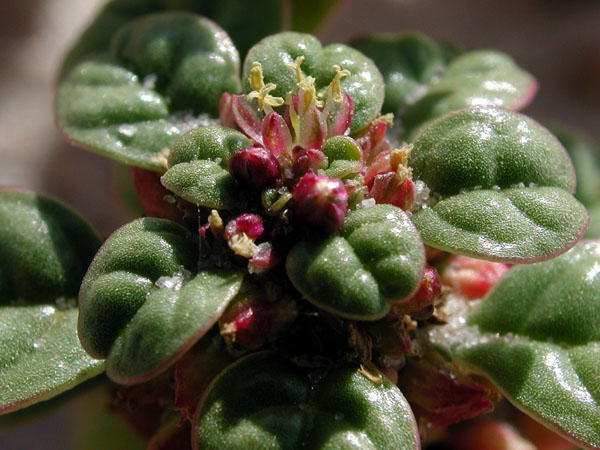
[0,190,101,305]
[60,0,341,78]
[350,32,446,115]
[287,205,424,320]
[194,352,419,449]
[0,190,103,413]
[78,217,244,384]
[351,33,535,135]
[0,306,104,415]
[78,218,197,358]
[243,32,384,133]
[161,160,240,209]
[410,107,587,262]
[426,241,600,448]
[107,270,243,384]
[403,50,536,134]
[57,13,240,171]
[412,187,588,263]
[167,125,251,169]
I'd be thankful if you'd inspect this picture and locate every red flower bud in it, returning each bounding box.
[228,147,280,189]
[218,291,297,350]
[394,264,441,316]
[442,255,510,300]
[293,172,348,234]
[248,242,281,274]
[225,213,265,241]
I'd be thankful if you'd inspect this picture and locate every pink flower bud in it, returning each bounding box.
[292,147,328,177]
[293,172,348,234]
[369,173,416,211]
[228,147,280,189]
[218,292,297,350]
[442,255,510,300]
[248,242,281,274]
[393,264,441,316]
[225,213,265,241]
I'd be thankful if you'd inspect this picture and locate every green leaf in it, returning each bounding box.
[426,241,600,448]
[107,270,243,384]
[78,217,244,384]
[0,190,103,413]
[287,205,424,320]
[60,0,341,79]
[194,352,419,449]
[0,306,104,414]
[57,13,240,171]
[243,32,385,133]
[0,189,101,305]
[410,107,587,262]
[412,187,588,263]
[161,160,240,209]
[351,33,535,135]
[167,125,252,169]
[403,50,536,135]
[350,32,446,114]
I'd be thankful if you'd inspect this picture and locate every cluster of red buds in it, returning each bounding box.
[217,58,417,245]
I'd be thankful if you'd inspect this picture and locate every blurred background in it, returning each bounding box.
[0,0,598,447]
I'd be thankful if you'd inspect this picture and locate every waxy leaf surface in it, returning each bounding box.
[195,352,420,449]
[427,241,600,448]
[243,32,384,133]
[0,190,101,304]
[351,33,535,135]
[0,190,103,413]
[287,205,424,320]
[350,32,446,114]
[410,107,587,262]
[0,306,104,414]
[107,269,243,384]
[161,160,240,209]
[78,218,244,383]
[60,0,341,77]
[403,51,536,134]
[167,126,251,169]
[57,13,240,171]
[161,126,250,208]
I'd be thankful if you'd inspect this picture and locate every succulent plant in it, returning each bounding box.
[1,2,599,449]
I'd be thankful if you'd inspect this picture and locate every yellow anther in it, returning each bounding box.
[297,75,323,109]
[390,144,413,183]
[377,113,395,127]
[250,62,265,92]
[286,55,306,87]
[320,64,351,103]
[227,232,258,259]
[247,62,284,112]
[208,209,224,239]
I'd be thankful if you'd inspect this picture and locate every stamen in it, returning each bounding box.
[247,62,284,112]
[208,209,224,239]
[390,144,413,183]
[320,64,351,103]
